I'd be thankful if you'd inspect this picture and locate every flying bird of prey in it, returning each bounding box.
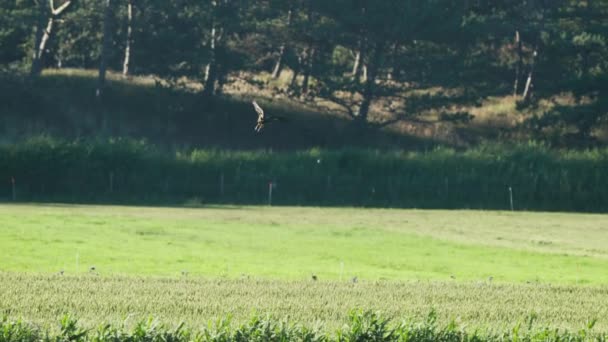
[252,100,287,132]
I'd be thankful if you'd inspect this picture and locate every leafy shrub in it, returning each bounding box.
[1,137,608,211]
[0,312,605,342]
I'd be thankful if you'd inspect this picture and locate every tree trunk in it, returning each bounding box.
[97,0,113,99]
[202,25,218,97]
[387,42,398,80]
[356,45,381,123]
[581,0,593,79]
[300,0,314,94]
[30,2,47,78]
[214,40,228,96]
[122,0,133,77]
[522,48,537,101]
[350,49,361,80]
[513,29,523,96]
[351,5,366,81]
[522,0,545,101]
[215,63,227,96]
[271,5,292,79]
[272,45,286,79]
[301,45,315,94]
[30,0,72,78]
[361,64,367,82]
[38,17,54,65]
[289,53,302,90]
[202,0,232,97]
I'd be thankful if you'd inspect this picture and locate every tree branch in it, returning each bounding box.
[50,0,71,16]
[327,94,356,119]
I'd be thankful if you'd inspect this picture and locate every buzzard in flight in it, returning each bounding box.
[252,100,287,132]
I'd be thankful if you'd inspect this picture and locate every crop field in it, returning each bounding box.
[1,204,608,335]
[2,273,608,332]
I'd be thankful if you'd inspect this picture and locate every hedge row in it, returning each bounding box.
[1,137,607,211]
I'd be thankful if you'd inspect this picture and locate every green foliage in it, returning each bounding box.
[59,314,88,342]
[2,0,608,133]
[0,0,33,66]
[0,311,606,342]
[1,137,608,211]
[1,316,40,342]
[337,310,394,342]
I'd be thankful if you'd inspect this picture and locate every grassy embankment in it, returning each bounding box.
[3,68,603,149]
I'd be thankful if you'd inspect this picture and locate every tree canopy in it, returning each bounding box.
[1,0,607,145]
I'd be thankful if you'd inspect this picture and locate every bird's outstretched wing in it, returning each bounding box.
[265,115,288,122]
[252,101,264,120]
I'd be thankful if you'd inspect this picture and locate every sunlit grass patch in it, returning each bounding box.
[1,204,608,283]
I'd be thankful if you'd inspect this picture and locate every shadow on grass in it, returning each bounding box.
[0,70,440,151]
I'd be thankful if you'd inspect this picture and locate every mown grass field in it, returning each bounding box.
[1,204,608,282]
[1,204,608,333]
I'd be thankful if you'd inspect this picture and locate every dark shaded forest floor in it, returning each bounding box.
[1,68,606,150]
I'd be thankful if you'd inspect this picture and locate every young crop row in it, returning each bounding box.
[1,310,605,342]
[1,136,608,211]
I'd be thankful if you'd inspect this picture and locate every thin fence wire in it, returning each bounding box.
[1,170,606,212]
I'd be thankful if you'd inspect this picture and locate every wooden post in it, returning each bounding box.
[268,181,273,206]
[11,177,16,201]
[219,172,225,197]
[509,186,514,211]
[109,171,114,193]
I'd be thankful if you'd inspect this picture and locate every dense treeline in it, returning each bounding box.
[1,0,607,140]
[1,137,607,211]
[2,1,608,210]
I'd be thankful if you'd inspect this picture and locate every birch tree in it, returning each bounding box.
[202,0,233,97]
[271,1,293,79]
[30,0,72,78]
[300,0,315,95]
[122,0,134,77]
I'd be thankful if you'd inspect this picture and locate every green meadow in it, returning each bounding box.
[1,204,607,283]
[2,204,608,334]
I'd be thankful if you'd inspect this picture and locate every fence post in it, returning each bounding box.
[11,177,16,201]
[219,172,225,198]
[268,181,273,206]
[109,171,114,193]
[509,186,514,211]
